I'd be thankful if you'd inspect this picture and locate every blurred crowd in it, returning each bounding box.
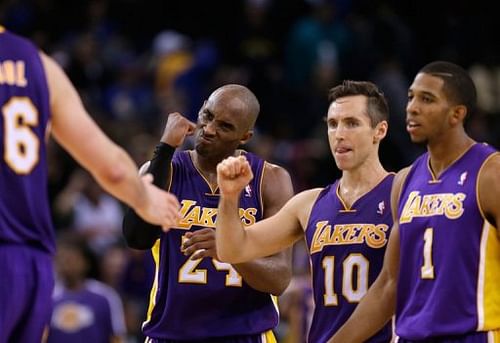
[2,0,499,341]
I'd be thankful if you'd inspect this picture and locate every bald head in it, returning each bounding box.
[209,84,260,130]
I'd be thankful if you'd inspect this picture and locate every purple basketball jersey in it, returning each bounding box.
[0,27,54,254]
[142,150,278,340]
[47,280,126,343]
[305,174,395,343]
[0,27,56,343]
[396,143,499,340]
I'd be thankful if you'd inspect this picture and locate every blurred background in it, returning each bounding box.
[2,0,499,341]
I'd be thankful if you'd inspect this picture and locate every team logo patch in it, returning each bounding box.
[377,201,385,215]
[457,171,467,186]
[244,184,252,197]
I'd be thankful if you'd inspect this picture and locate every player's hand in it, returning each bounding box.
[134,174,181,231]
[160,112,196,147]
[217,156,254,198]
[182,228,217,260]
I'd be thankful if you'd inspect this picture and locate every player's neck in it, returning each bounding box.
[339,160,387,206]
[427,131,475,177]
[191,150,243,187]
[191,152,219,187]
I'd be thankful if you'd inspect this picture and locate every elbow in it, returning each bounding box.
[95,149,131,187]
[99,163,128,186]
[216,249,239,264]
[215,239,241,264]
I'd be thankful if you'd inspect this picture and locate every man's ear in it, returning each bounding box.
[373,120,388,144]
[449,104,467,126]
[240,130,254,145]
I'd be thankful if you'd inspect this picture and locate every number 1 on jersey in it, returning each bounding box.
[421,227,435,279]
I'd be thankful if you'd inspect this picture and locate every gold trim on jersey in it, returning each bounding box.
[335,182,356,212]
[476,152,500,222]
[426,143,477,183]
[335,173,395,212]
[271,294,279,315]
[187,149,245,194]
[488,329,500,342]
[261,329,277,343]
[260,160,266,215]
[477,220,500,331]
[143,239,161,328]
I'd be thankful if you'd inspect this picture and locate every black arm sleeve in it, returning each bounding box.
[122,143,176,250]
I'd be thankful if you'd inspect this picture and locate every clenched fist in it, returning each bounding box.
[216,156,254,197]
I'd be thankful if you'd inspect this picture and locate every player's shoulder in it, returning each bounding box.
[257,157,290,185]
[390,166,413,208]
[263,161,290,177]
[479,152,500,183]
[394,166,412,186]
[290,188,324,207]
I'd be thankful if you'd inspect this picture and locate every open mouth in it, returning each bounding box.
[406,120,421,132]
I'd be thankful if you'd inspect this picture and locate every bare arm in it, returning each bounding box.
[216,156,304,294]
[479,153,500,230]
[231,162,294,295]
[43,52,180,228]
[327,167,411,343]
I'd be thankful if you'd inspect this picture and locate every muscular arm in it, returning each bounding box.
[43,53,179,227]
[232,163,294,295]
[216,157,305,295]
[327,167,410,343]
[479,154,500,230]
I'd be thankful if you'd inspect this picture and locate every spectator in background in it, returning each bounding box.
[47,234,127,343]
[54,168,124,254]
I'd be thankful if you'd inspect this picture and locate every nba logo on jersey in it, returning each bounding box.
[458,171,468,186]
[377,201,385,215]
[244,185,252,197]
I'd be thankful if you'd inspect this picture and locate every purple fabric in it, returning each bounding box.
[304,174,395,343]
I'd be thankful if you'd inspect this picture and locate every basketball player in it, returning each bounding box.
[0,26,180,343]
[122,84,294,342]
[216,81,395,342]
[328,61,500,342]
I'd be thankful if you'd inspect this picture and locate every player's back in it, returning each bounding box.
[0,26,54,254]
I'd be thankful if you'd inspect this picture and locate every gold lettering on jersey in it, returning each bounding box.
[177,199,258,230]
[400,191,466,223]
[239,208,257,226]
[310,221,389,254]
[0,60,28,87]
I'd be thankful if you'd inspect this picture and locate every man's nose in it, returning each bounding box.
[203,121,216,135]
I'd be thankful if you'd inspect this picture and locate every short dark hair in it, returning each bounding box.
[328,80,389,127]
[419,61,477,116]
